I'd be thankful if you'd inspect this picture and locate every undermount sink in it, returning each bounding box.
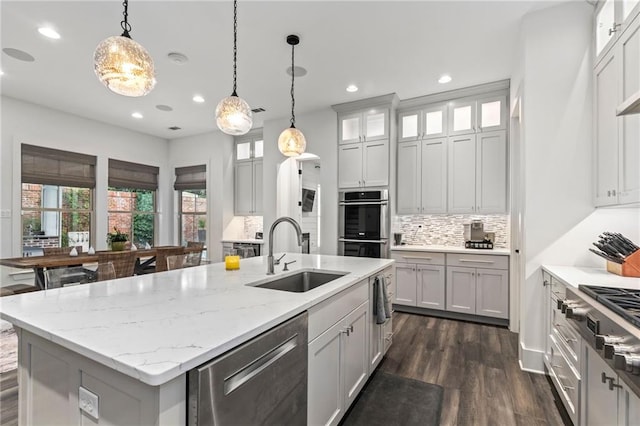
[254,270,348,293]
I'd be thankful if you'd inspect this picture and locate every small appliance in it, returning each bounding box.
[393,233,403,246]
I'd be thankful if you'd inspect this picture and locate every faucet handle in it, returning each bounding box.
[283,260,296,271]
[274,253,286,265]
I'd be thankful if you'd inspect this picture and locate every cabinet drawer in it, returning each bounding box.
[383,318,393,353]
[550,308,581,371]
[308,279,368,342]
[550,276,566,300]
[446,253,508,270]
[548,335,579,424]
[391,251,445,265]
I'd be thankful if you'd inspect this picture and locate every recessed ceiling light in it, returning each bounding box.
[38,27,60,39]
[192,95,205,103]
[3,48,35,62]
[156,104,173,112]
[131,112,143,119]
[167,52,189,65]
[438,74,452,84]
[346,84,358,93]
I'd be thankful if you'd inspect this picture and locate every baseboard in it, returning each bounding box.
[519,341,545,374]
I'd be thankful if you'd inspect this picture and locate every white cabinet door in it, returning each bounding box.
[475,268,509,319]
[594,50,620,206]
[584,344,619,425]
[618,379,640,426]
[477,96,507,132]
[398,110,421,142]
[369,315,383,372]
[234,162,253,215]
[396,141,421,214]
[252,160,263,214]
[596,0,617,59]
[446,266,476,314]
[448,134,476,213]
[362,140,389,187]
[422,104,447,139]
[363,109,389,142]
[476,131,507,213]
[421,138,447,214]
[342,302,369,410]
[308,321,344,426]
[449,99,476,135]
[339,112,362,144]
[338,144,363,189]
[619,17,640,205]
[416,265,445,311]
[394,264,417,306]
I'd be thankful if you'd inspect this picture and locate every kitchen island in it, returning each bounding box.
[0,253,393,425]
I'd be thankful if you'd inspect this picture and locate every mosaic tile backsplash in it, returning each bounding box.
[394,214,510,248]
[243,216,263,238]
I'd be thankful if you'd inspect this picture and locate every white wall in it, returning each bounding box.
[0,96,171,257]
[167,131,234,262]
[263,108,338,255]
[511,2,638,372]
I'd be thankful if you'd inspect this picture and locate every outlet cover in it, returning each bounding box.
[79,386,99,420]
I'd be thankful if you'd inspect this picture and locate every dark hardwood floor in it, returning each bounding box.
[0,313,569,426]
[379,312,570,426]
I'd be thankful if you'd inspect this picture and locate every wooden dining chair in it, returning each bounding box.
[97,251,136,278]
[154,247,185,273]
[43,246,83,256]
[44,266,95,289]
[186,241,205,249]
[166,254,187,271]
[96,262,117,281]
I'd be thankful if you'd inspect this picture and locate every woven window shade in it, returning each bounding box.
[108,159,159,191]
[21,144,97,188]
[174,165,206,190]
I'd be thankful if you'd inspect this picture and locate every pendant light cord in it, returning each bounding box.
[232,0,238,96]
[290,43,296,127]
[120,0,132,37]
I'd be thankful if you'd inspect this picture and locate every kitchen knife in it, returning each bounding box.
[589,248,624,264]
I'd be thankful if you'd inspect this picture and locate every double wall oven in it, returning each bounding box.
[338,189,389,258]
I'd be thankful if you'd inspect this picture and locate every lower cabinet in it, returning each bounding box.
[369,267,394,372]
[446,266,508,318]
[391,251,446,310]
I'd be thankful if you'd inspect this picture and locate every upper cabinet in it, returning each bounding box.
[234,130,263,215]
[594,12,640,206]
[339,108,389,144]
[449,95,507,136]
[595,0,640,63]
[398,104,447,142]
[333,94,399,190]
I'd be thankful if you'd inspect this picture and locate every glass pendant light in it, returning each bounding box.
[94,0,156,97]
[278,35,306,157]
[216,0,252,136]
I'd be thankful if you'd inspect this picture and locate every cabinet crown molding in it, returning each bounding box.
[398,79,510,112]
[332,93,399,113]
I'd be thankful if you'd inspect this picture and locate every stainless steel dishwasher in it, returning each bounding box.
[187,312,308,425]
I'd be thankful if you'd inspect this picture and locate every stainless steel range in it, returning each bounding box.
[564,285,640,397]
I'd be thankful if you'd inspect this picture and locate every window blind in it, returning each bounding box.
[21,144,97,188]
[174,165,206,190]
[108,159,159,191]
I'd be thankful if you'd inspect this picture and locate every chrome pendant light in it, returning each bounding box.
[94,0,156,97]
[278,34,306,157]
[216,0,252,136]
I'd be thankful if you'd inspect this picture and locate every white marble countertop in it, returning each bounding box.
[0,253,393,386]
[390,244,510,256]
[542,265,640,289]
[221,239,265,244]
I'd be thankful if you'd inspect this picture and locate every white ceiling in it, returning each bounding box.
[1,1,562,139]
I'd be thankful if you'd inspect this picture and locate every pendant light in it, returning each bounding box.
[216,0,252,136]
[93,0,156,97]
[278,34,306,157]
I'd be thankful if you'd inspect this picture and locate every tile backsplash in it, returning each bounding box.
[394,214,510,248]
[243,216,263,239]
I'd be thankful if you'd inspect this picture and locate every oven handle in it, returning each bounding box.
[339,238,388,244]
[339,201,388,206]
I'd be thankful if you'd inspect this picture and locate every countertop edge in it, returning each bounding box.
[390,245,510,255]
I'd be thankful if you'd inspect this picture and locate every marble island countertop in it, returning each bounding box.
[390,244,510,256]
[221,238,264,244]
[0,254,393,386]
[542,264,640,289]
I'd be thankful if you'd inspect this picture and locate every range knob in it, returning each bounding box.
[604,344,636,360]
[613,353,640,374]
[561,300,579,314]
[596,335,625,350]
[566,307,587,321]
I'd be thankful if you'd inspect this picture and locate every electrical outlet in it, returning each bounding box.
[0,210,10,219]
[79,386,99,420]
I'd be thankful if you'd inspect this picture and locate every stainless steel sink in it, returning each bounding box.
[254,271,347,293]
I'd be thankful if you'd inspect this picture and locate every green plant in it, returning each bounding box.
[198,218,206,229]
[106,227,129,244]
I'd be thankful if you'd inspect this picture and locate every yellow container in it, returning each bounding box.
[225,255,240,270]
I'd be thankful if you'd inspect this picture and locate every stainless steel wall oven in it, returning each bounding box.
[338,189,389,258]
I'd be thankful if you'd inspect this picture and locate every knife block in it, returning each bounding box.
[607,249,640,278]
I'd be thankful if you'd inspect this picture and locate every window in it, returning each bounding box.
[21,144,96,256]
[174,165,207,246]
[235,129,263,161]
[108,159,159,247]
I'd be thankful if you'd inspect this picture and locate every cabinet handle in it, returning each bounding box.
[552,364,563,369]
[566,338,578,343]
[459,259,495,264]
[607,190,612,197]
[602,372,615,383]
[612,189,617,196]
[402,256,432,260]
[609,380,622,391]
[543,280,549,287]
[609,23,621,36]
[472,272,475,276]
[341,328,351,337]
[563,385,575,391]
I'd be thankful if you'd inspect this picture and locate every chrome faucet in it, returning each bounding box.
[267,216,303,275]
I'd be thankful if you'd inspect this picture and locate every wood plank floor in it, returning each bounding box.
[379,312,571,426]
[0,313,570,426]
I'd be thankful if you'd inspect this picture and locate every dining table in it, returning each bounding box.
[0,246,201,289]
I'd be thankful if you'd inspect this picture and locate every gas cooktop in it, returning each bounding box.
[579,285,640,329]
